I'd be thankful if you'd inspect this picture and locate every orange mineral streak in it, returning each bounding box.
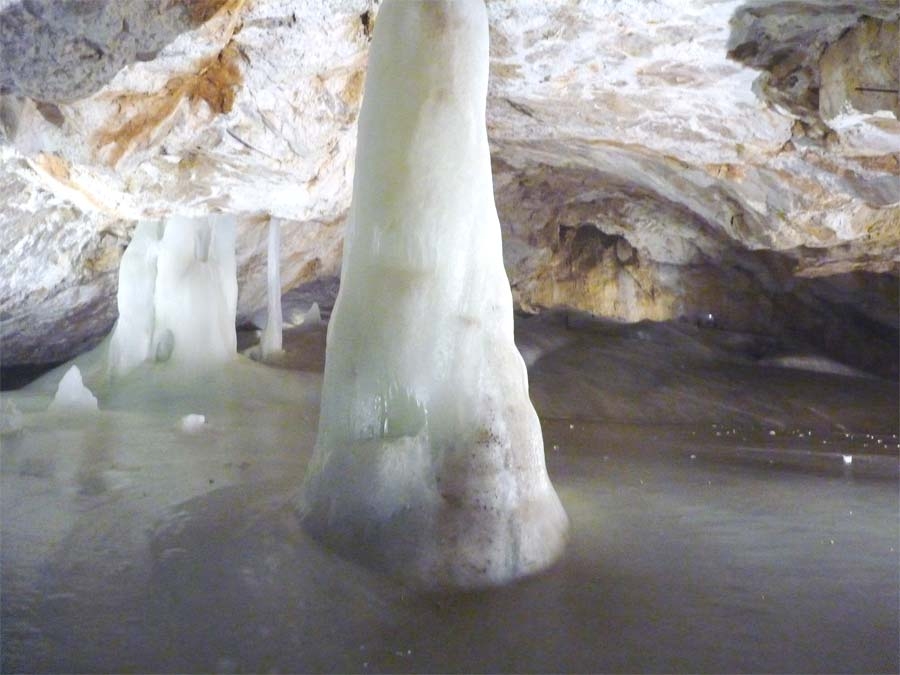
[94,0,247,167]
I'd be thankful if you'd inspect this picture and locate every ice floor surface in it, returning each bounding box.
[2,313,898,673]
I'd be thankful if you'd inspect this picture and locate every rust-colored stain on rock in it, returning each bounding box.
[183,0,233,25]
[34,152,71,182]
[94,41,244,166]
[93,0,247,166]
[340,69,366,108]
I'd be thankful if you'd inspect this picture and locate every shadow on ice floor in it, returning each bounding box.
[1,311,898,673]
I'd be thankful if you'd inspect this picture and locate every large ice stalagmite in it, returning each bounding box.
[300,0,569,589]
[108,221,164,376]
[108,215,237,376]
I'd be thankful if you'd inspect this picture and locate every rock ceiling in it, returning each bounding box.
[0,0,898,370]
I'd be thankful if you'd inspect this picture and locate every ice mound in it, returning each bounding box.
[49,366,98,412]
[0,398,24,435]
[179,414,207,433]
[301,302,321,326]
[299,0,568,589]
[287,302,321,328]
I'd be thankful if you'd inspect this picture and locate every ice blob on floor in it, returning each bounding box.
[48,366,98,412]
[286,302,322,328]
[179,414,207,433]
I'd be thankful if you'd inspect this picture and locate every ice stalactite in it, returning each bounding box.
[299,0,569,589]
[260,219,284,360]
[108,215,237,377]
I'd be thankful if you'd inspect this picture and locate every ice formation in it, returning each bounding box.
[49,365,98,412]
[108,215,237,376]
[299,0,569,588]
[260,220,283,360]
[0,398,24,435]
[300,302,321,327]
[285,302,322,328]
[179,414,207,433]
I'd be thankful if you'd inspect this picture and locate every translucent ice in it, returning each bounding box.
[260,220,283,360]
[49,365,98,412]
[108,215,237,376]
[300,0,568,589]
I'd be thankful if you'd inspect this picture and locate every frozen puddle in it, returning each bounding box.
[2,314,897,673]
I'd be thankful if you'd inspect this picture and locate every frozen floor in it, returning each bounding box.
[2,313,898,673]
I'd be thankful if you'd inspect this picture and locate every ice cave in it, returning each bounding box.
[1,0,898,673]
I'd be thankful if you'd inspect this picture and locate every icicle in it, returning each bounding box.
[260,219,283,360]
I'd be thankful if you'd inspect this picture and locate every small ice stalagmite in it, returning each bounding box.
[300,302,321,327]
[260,219,283,360]
[299,0,569,589]
[108,215,237,376]
[49,365,98,411]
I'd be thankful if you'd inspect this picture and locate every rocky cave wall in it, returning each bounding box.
[0,0,897,376]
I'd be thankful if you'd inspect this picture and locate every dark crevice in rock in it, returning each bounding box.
[360,10,373,40]
[0,362,64,391]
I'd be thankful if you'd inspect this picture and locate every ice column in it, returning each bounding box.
[108,221,164,376]
[260,220,283,359]
[299,0,569,589]
[108,215,237,376]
